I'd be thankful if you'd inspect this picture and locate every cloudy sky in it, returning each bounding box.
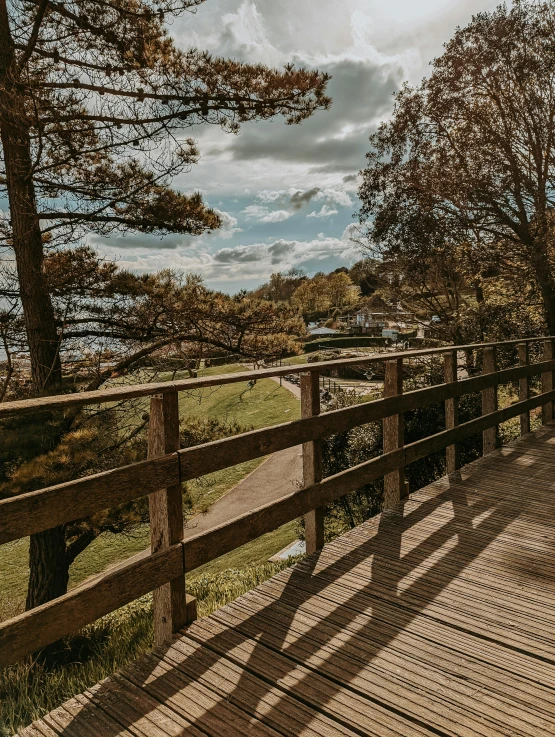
[94,0,500,293]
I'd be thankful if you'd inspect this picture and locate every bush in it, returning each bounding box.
[317,389,483,540]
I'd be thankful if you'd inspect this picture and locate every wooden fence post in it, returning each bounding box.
[301,370,325,554]
[383,358,405,509]
[542,339,554,425]
[482,347,498,455]
[147,391,190,646]
[444,350,459,475]
[518,343,530,436]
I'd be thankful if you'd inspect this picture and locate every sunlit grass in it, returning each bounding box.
[0,553,302,736]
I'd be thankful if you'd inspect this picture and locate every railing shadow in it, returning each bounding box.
[49,431,555,736]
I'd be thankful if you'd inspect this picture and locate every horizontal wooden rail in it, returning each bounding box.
[3,359,554,545]
[183,387,555,572]
[178,358,555,480]
[0,454,179,546]
[2,387,552,669]
[0,336,553,418]
[1,338,554,669]
[0,545,183,670]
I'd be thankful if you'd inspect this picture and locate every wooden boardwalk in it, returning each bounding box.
[18,425,555,737]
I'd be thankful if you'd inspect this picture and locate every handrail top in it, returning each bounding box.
[1,335,553,418]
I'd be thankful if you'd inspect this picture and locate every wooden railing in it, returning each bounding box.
[1,337,555,668]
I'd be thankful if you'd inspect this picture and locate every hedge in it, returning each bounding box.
[303,334,422,352]
[303,336,389,352]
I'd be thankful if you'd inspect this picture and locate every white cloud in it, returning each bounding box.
[307,204,339,218]
[256,189,288,204]
[261,210,293,223]
[242,204,292,223]
[91,0,501,292]
[317,188,353,208]
[214,244,267,263]
[212,208,242,239]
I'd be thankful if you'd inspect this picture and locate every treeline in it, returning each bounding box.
[250,260,382,319]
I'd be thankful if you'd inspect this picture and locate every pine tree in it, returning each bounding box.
[0,0,330,391]
[0,0,330,610]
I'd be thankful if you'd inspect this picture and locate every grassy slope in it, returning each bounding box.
[0,364,300,619]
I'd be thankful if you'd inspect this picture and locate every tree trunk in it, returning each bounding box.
[26,526,69,610]
[526,237,555,335]
[0,0,62,391]
[537,280,555,335]
[1,3,66,612]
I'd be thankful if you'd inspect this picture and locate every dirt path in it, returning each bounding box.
[270,375,301,398]
[182,376,302,540]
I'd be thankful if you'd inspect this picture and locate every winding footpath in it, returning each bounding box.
[182,375,302,540]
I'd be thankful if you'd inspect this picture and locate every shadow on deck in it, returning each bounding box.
[20,425,555,737]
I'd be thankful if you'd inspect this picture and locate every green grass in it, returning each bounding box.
[0,554,303,737]
[0,363,301,619]
[185,457,266,513]
[280,355,313,365]
[177,368,299,426]
[192,520,299,577]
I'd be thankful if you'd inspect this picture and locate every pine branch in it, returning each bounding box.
[17,0,49,72]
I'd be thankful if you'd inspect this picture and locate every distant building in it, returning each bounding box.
[339,306,417,335]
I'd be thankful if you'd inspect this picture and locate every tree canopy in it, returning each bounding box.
[358,0,555,335]
[0,0,331,611]
[0,0,330,389]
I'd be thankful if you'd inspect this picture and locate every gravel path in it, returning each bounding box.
[182,376,302,540]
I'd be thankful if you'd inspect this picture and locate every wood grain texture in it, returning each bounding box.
[182,387,555,572]
[0,545,183,669]
[147,391,187,645]
[383,358,404,509]
[4,358,555,547]
[519,342,530,436]
[2,337,554,418]
[177,359,555,482]
[444,350,459,474]
[482,346,498,455]
[182,446,406,572]
[542,339,554,424]
[30,423,555,737]
[301,371,324,554]
[0,454,178,545]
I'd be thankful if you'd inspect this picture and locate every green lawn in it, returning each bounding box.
[178,365,299,426]
[0,363,301,620]
[280,354,313,365]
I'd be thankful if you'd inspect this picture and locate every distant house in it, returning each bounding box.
[339,306,417,335]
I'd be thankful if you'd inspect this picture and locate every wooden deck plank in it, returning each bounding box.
[158,638,364,737]
[184,620,437,737]
[255,563,555,690]
[116,664,280,737]
[202,593,555,737]
[282,555,555,660]
[238,581,555,715]
[233,585,555,725]
[187,614,502,737]
[84,677,211,737]
[22,425,555,737]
